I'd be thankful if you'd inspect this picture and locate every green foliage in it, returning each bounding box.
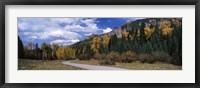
[151,51,172,63]
[78,54,91,60]
[41,43,53,60]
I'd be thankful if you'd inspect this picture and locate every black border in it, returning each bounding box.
[0,0,200,88]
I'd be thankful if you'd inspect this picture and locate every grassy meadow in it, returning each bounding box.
[18,59,84,70]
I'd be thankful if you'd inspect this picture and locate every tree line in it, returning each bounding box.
[18,37,76,60]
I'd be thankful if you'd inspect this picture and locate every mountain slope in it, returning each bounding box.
[71,18,182,65]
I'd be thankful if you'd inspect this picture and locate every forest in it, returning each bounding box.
[18,18,182,66]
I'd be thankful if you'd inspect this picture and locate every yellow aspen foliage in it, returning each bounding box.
[102,35,110,47]
[144,26,155,39]
[91,37,101,53]
[123,31,129,40]
[65,46,76,59]
[56,46,76,60]
[56,47,64,60]
[159,20,173,36]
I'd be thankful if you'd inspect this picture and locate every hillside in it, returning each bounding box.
[71,18,182,66]
[72,18,181,46]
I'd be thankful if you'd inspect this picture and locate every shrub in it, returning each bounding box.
[151,51,172,63]
[97,52,118,65]
[94,53,105,65]
[121,51,137,63]
[171,54,181,65]
[94,53,102,60]
[109,51,120,62]
[98,54,115,65]
[138,54,154,63]
[119,53,126,62]
[78,54,90,60]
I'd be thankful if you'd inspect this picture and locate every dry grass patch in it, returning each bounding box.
[18,59,84,70]
[115,61,182,70]
[73,59,182,70]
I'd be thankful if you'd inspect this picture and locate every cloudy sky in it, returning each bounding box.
[18,18,142,46]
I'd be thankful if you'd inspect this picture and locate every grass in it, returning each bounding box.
[18,59,84,70]
[72,59,182,70]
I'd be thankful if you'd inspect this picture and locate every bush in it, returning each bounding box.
[171,54,181,65]
[109,51,120,61]
[78,54,90,60]
[151,51,172,63]
[138,54,154,63]
[119,53,126,62]
[98,54,115,65]
[94,53,103,60]
[97,52,117,65]
[94,53,105,64]
[121,51,137,63]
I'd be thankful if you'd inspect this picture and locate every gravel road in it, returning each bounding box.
[62,61,128,70]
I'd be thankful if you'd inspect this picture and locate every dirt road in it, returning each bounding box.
[62,61,127,70]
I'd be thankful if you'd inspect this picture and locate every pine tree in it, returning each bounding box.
[140,22,146,45]
[108,34,118,51]
[18,36,24,59]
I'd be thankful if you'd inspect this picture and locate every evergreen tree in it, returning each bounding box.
[108,34,118,51]
[140,22,146,45]
[18,36,24,59]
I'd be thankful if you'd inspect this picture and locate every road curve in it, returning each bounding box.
[62,61,128,70]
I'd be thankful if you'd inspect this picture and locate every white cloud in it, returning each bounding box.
[38,29,81,40]
[50,39,66,44]
[103,28,112,33]
[50,39,80,45]
[50,18,75,24]
[64,24,84,30]
[64,18,100,33]
[18,23,29,30]
[71,39,80,43]
[18,18,51,31]
[32,36,37,39]
[85,33,93,36]
[81,18,95,24]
